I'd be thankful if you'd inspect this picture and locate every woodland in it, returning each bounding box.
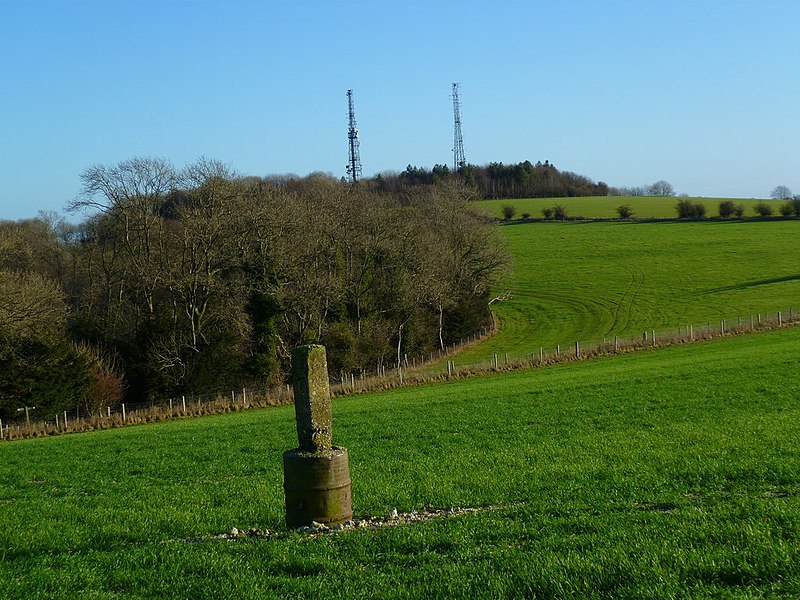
[0,158,507,420]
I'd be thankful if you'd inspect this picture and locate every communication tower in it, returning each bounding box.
[346,89,362,183]
[452,83,466,171]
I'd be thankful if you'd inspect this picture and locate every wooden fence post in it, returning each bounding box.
[122,404,126,422]
[64,411,68,428]
[575,341,580,358]
[182,396,186,414]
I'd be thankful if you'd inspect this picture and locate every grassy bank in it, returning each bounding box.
[1,326,799,597]
[449,219,800,366]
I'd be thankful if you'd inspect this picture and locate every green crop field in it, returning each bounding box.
[2,326,799,598]
[449,219,800,367]
[478,196,781,220]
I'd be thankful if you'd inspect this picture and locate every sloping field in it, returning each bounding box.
[478,195,780,220]
[1,327,799,598]
[451,219,800,366]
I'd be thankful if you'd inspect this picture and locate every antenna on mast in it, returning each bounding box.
[452,83,466,171]
[346,89,362,183]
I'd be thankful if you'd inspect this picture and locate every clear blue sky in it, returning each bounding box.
[2,0,799,221]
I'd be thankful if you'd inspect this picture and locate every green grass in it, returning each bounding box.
[450,219,800,366]
[478,195,780,220]
[2,326,799,598]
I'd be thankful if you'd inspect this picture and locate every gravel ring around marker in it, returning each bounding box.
[184,505,508,543]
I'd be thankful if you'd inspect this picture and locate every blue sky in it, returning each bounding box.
[2,0,799,221]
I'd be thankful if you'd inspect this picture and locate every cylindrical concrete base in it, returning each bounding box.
[283,446,352,528]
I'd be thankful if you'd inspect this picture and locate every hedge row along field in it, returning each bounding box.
[478,195,788,220]
[1,326,798,597]
[450,219,800,366]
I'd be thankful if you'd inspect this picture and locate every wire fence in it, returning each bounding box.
[1,308,797,442]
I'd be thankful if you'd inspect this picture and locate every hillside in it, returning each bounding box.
[450,218,800,366]
[1,326,798,597]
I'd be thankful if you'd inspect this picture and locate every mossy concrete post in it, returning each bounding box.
[283,345,352,528]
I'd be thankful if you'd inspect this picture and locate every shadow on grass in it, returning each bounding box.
[705,274,800,293]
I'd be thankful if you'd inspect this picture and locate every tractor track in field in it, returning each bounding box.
[609,265,645,334]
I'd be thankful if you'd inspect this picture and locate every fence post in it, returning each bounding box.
[107,406,111,418]
[778,311,782,326]
[539,347,544,362]
[575,341,580,358]
[614,336,618,351]
[1,418,3,439]
[689,325,694,341]
[64,411,68,428]
[652,330,656,346]
[182,396,186,414]
[720,320,725,335]
[122,404,126,422]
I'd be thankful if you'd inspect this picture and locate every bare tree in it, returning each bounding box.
[770,185,792,200]
[648,180,675,197]
[70,157,179,318]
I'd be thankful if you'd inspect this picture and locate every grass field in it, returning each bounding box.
[478,195,782,220]
[449,219,800,366]
[1,326,799,598]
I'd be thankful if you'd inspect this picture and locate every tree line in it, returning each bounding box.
[0,158,507,421]
[370,160,610,199]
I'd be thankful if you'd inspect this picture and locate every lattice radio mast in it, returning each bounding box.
[452,82,466,171]
[346,89,362,183]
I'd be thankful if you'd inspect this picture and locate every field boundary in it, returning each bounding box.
[1,308,797,442]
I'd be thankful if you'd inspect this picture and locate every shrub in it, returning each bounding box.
[542,207,554,220]
[502,205,516,220]
[753,202,773,217]
[676,199,706,219]
[521,212,531,220]
[783,198,800,216]
[718,200,736,218]
[734,204,745,218]
[553,205,568,220]
[779,202,794,217]
[616,204,634,219]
